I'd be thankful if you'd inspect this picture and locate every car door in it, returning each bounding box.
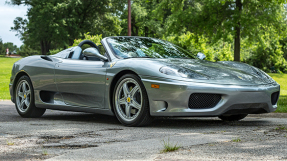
[54,58,107,108]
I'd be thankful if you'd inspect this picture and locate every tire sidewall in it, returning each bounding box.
[15,75,36,116]
[113,74,150,126]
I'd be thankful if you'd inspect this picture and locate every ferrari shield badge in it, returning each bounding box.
[237,76,243,80]
[110,62,116,68]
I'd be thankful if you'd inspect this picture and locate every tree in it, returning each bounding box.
[154,0,287,61]
[9,0,123,55]
[0,37,4,55]
[3,42,17,54]
[119,0,167,38]
[17,44,39,56]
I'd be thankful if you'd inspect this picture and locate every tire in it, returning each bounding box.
[15,75,46,118]
[113,74,153,126]
[218,114,248,121]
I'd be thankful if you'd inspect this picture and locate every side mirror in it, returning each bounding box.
[197,52,206,60]
[83,47,108,61]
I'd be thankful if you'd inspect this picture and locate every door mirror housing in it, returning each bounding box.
[83,47,108,61]
[197,52,206,60]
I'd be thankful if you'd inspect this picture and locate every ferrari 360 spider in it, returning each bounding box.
[9,36,280,126]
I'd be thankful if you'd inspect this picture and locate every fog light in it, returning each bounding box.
[153,101,168,112]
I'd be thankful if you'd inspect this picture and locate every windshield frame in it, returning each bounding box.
[106,36,197,60]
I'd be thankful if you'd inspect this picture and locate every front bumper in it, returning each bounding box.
[142,77,280,117]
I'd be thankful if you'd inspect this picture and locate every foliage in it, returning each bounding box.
[49,33,102,55]
[7,0,287,73]
[17,45,39,57]
[279,37,287,60]
[153,0,287,61]
[49,48,63,55]
[245,33,287,73]
[0,38,4,55]
[3,42,18,54]
[10,0,123,55]
[275,125,287,131]
[215,44,234,62]
[6,140,14,146]
[161,139,180,153]
[165,32,234,62]
[71,33,102,47]
[120,0,165,37]
[232,138,241,142]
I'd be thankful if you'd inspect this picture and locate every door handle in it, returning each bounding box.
[56,61,62,67]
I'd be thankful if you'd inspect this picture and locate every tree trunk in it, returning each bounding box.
[40,41,44,55]
[234,24,240,61]
[40,40,51,55]
[131,15,136,36]
[144,26,149,37]
[234,0,242,62]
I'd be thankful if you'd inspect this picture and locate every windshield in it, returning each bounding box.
[107,37,196,59]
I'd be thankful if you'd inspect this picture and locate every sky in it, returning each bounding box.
[0,0,28,47]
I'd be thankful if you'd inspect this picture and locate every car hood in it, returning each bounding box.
[154,58,275,85]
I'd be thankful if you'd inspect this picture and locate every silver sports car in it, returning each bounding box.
[10,36,280,126]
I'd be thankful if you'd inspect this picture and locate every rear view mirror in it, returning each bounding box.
[83,47,108,61]
[197,52,206,60]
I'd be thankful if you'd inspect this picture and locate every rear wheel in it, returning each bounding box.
[15,75,46,118]
[113,74,153,126]
[218,114,248,121]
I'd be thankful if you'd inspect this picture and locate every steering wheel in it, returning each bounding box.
[78,40,100,52]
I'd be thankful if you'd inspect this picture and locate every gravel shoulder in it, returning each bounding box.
[0,101,287,161]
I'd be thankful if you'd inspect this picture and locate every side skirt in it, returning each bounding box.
[35,102,114,116]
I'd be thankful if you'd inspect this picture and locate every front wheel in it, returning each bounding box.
[15,75,46,118]
[218,114,248,121]
[113,74,153,126]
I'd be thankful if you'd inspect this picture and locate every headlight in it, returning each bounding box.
[159,66,208,79]
[251,67,275,82]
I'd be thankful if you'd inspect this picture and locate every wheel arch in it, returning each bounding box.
[13,71,31,101]
[109,70,141,114]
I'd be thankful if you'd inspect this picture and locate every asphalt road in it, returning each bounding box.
[0,100,287,161]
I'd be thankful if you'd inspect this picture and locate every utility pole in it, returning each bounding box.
[128,0,131,36]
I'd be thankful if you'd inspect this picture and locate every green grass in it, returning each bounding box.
[231,138,241,142]
[274,125,287,131]
[161,139,180,153]
[0,56,21,100]
[268,73,287,113]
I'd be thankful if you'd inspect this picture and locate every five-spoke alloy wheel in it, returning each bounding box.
[15,75,46,117]
[113,74,153,126]
[16,79,31,113]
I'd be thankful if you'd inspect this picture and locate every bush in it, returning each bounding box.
[245,36,287,73]
[49,33,102,55]
[71,33,102,47]
[17,45,39,57]
[49,48,63,55]
[165,32,215,61]
[166,32,235,62]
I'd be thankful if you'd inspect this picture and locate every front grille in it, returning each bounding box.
[271,91,280,105]
[188,93,221,109]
